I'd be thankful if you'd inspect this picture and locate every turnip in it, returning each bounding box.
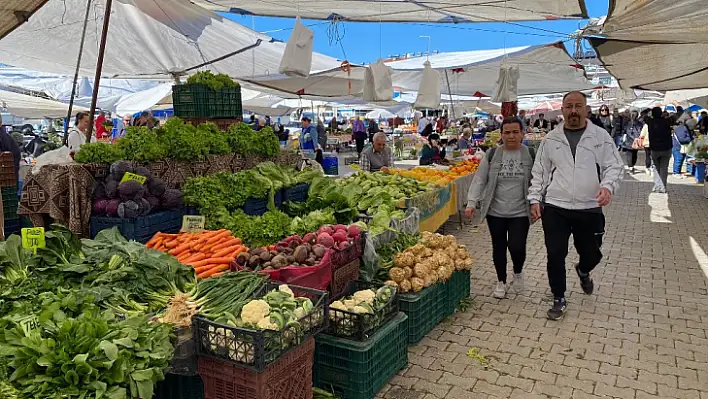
[333,224,347,232]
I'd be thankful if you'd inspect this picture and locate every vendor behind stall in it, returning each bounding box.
[299,116,318,156]
[420,133,447,165]
[360,132,393,173]
[68,111,97,157]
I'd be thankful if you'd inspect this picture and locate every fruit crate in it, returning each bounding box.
[313,312,408,399]
[173,84,243,119]
[330,235,362,271]
[183,117,243,131]
[2,186,18,220]
[329,259,359,299]
[199,337,314,399]
[90,208,194,243]
[194,282,327,372]
[0,152,16,188]
[398,282,447,344]
[154,374,204,399]
[282,183,309,203]
[327,280,398,341]
[444,270,471,316]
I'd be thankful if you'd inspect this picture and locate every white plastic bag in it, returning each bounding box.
[363,59,393,102]
[32,146,73,174]
[278,17,314,78]
[491,61,519,103]
[414,61,441,109]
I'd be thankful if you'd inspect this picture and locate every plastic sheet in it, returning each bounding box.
[361,208,420,281]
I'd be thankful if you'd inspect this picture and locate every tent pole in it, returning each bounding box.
[64,0,92,145]
[86,0,113,143]
[444,69,456,121]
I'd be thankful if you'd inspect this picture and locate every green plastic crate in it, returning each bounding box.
[314,313,408,399]
[154,373,204,399]
[398,282,447,344]
[444,270,471,316]
[172,84,242,119]
[2,186,18,220]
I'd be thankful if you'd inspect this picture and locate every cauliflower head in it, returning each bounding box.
[241,300,270,325]
[352,306,371,314]
[278,284,295,298]
[256,317,279,330]
[353,289,376,305]
[330,300,348,311]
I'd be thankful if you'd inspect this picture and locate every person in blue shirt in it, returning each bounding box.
[300,116,318,153]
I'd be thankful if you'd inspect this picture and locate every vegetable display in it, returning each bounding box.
[147,229,247,279]
[382,232,473,293]
[226,123,280,158]
[74,142,125,164]
[383,159,480,186]
[329,285,396,337]
[191,271,267,322]
[186,70,239,91]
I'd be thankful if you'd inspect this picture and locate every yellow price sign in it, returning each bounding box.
[18,315,40,336]
[22,227,46,253]
[120,172,148,184]
[181,215,206,233]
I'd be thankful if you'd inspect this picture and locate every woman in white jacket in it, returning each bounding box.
[67,112,96,156]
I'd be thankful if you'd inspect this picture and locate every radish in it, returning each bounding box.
[316,232,335,248]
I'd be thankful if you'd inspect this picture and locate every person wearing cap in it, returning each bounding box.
[300,116,318,154]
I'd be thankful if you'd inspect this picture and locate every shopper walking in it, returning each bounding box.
[621,111,643,174]
[645,107,673,193]
[597,105,613,137]
[352,117,367,156]
[466,117,535,298]
[528,91,624,320]
[612,109,626,148]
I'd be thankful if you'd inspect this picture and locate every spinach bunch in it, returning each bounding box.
[73,143,125,165]
[116,127,166,163]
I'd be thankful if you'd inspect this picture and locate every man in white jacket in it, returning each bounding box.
[528,91,624,320]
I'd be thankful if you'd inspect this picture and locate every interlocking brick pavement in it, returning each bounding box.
[378,169,708,398]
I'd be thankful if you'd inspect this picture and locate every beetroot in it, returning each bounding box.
[332,231,348,244]
[93,199,109,216]
[318,225,335,236]
[337,241,351,250]
[303,232,317,245]
[333,224,347,232]
[347,224,361,238]
[316,232,334,248]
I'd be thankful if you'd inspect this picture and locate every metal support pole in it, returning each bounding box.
[64,0,92,145]
[444,69,456,122]
[86,0,113,143]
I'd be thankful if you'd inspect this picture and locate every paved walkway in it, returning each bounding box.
[379,167,708,399]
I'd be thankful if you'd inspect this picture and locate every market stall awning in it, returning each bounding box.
[587,0,708,91]
[0,0,48,40]
[0,0,341,80]
[192,0,588,23]
[243,42,592,98]
[0,90,88,119]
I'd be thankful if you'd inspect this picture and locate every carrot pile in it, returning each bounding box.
[147,229,247,279]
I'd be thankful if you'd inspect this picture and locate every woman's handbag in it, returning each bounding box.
[632,137,644,149]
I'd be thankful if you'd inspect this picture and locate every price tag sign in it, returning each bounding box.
[181,215,205,233]
[120,172,147,184]
[18,315,40,336]
[22,227,45,253]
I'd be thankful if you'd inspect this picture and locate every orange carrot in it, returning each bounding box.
[183,253,206,263]
[190,259,211,268]
[213,245,241,258]
[211,239,240,252]
[231,246,248,258]
[177,251,193,262]
[164,240,179,249]
[169,243,192,256]
[198,264,230,278]
[205,230,231,244]
[194,264,217,274]
[200,257,234,265]
[146,234,161,247]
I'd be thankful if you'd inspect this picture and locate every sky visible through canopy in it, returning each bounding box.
[223,1,609,65]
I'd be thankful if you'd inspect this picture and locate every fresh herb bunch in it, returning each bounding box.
[206,208,291,248]
[186,71,238,91]
[116,126,167,162]
[73,142,125,164]
[183,171,269,216]
[226,123,280,157]
[156,117,210,161]
[198,122,230,155]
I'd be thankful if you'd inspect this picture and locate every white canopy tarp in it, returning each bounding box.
[192,0,588,23]
[587,0,708,91]
[365,109,395,119]
[0,0,341,80]
[0,90,88,119]
[243,42,592,98]
[664,89,708,106]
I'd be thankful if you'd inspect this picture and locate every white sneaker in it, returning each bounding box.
[492,281,506,298]
[510,273,524,293]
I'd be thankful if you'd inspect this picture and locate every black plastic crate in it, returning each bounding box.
[283,183,309,203]
[172,84,242,119]
[4,218,20,237]
[327,280,398,341]
[154,374,204,399]
[90,208,193,243]
[242,190,283,216]
[194,282,328,372]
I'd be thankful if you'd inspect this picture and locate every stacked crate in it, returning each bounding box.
[0,152,19,236]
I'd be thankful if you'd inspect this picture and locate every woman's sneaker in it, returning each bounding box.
[492,281,506,299]
[510,273,524,294]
